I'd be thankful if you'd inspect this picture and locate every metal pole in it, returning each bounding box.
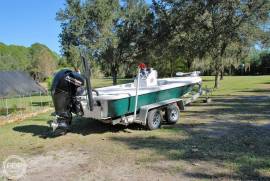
[48,91,52,107]
[19,95,22,116]
[5,98,8,116]
[22,94,25,110]
[133,68,140,121]
[30,93,33,111]
[40,91,43,108]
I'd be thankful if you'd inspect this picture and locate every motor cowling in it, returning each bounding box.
[51,69,84,119]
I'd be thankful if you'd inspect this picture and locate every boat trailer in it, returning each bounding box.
[50,56,211,135]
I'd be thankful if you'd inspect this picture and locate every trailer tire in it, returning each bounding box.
[165,104,180,124]
[147,109,162,130]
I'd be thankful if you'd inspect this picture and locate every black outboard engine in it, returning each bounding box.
[51,69,84,134]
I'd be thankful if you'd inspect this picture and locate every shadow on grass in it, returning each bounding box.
[111,122,270,180]
[12,116,145,138]
[239,89,270,93]
[13,125,51,138]
[201,79,213,82]
[188,96,270,121]
[110,95,270,180]
[70,117,145,136]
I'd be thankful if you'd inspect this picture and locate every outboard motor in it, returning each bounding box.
[51,69,84,134]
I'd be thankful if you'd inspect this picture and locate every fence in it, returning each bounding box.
[0,92,53,118]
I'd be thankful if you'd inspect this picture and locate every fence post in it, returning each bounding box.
[22,94,25,111]
[40,91,42,108]
[5,98,8,116]
[47,91,51,107]
[20,95,23,116]
[30,93,33,111]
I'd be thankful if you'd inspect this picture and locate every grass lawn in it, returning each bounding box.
[92,78,132,88]
[202,76,270,96]
[0,76,269,180]
[0,95,52,116]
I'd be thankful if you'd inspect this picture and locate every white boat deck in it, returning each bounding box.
[94,76,202,100]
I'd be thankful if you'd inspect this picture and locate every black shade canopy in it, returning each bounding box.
[0,71,46,98]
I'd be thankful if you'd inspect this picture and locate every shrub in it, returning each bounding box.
[46,77,53,91]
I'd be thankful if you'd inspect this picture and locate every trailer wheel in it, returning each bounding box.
[165,104,180,124]
[147,109,162,130]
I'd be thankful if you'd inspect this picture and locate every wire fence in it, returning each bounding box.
[0,92,53,118]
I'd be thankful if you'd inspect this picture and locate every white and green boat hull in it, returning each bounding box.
[80,76,201,121]
[106,84,193,118]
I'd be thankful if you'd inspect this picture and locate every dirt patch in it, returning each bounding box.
[22,150,90,181]
[6,149,233,181]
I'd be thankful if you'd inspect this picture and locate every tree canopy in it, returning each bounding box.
[152,0,270,87]
[57,0,155,84]
[58,0,270,87]
[0,42,59,81]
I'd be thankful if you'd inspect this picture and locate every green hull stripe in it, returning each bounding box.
[107,85,192,117]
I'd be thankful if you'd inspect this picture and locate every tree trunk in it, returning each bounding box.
[187,58,193,72]
[214,71,220,89]
[218,42,227,81]
[213,56,221,89]
[170,58,173,77]
[112,65,118,85]
[220,68,224,80]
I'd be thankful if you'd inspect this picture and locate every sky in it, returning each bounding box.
[0,0,154,54]
[0,0,66,54]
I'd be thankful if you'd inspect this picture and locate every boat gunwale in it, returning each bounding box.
[93,79,202,101]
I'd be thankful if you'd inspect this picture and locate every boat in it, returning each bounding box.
[50,61,202,135]
[80,70,202,120]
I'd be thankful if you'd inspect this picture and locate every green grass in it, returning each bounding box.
[201,76,270,96]
[0,95,52,116]
[92,78,132,88]
[0,76,269,180]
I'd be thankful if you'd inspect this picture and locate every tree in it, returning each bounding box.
[153,0,270,88]
[0,43,31,71]
[0,42,59,79]
[152,0,211,71]
[57,0,270,84]
[259,51,270,74]
[109,0,154,82]
[57,0,154,84]
[199,0,270,88]
[29,43,58,81]
[217,42,251,78]
[57,0,121,84]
